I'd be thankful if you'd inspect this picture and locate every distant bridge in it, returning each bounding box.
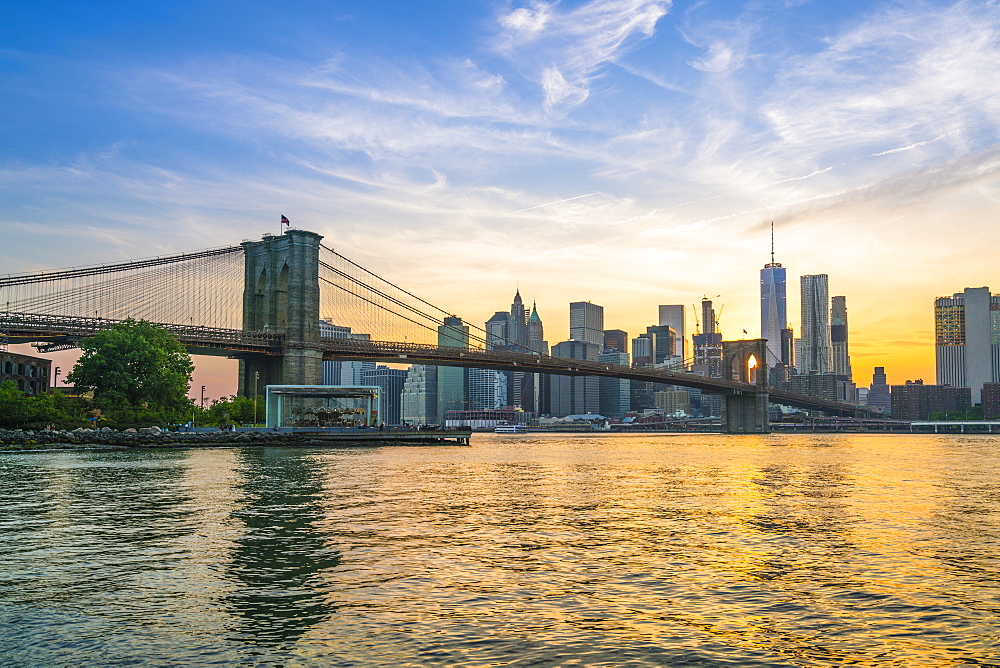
[0,229,876,432]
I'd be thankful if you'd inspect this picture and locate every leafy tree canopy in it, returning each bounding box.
[66,319,194,415]
[0,380,88,430]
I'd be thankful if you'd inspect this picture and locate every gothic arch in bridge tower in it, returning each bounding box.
[253,268,267,331]
[276,262,289,331]
[238,230,324,396]
[721,338,770,434]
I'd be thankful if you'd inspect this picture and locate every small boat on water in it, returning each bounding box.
[494,424,528,433]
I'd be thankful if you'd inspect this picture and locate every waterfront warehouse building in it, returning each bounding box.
[935,286,1000,404]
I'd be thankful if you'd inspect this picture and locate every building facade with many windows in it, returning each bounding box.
[935,286,1000,404]
[0,352,51,395]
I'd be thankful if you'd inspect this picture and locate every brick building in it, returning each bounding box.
[890,380,971,420]
[0,351,51,395]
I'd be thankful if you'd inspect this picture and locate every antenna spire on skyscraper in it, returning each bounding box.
[771,220,775,264]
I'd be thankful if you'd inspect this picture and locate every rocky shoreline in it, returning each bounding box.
[0,427,402,451]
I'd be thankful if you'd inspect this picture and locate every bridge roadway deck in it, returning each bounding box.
[318,337,870,417]
[0,312,869,416]
[0,312,282,356]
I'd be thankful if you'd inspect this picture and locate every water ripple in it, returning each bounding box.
[1,434,999,665]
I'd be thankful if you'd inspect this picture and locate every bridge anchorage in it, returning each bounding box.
[0,227,878,433]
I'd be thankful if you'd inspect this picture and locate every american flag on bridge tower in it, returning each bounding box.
[281,215,290,226]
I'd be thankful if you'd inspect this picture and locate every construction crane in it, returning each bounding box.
[694,296,721,335]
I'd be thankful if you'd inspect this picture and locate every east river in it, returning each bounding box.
[1,433,998,666]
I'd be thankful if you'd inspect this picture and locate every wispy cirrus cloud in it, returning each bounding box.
[494,0,671,111]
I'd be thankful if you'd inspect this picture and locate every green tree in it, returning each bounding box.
[66,319,195,426]
[0,381,88,430]
[203,395,263,426]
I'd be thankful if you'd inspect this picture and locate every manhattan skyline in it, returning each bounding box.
[4,0,1000,393]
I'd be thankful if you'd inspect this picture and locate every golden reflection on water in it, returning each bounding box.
[0,434,998,666]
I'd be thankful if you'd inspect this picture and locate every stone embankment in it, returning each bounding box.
[0,427,310,451]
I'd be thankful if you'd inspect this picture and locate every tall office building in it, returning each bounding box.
[437,316,469,423]
[603,329,628,353]
[485,311,510,348]
[598,349,630,418]
[658,305,686,360]
[527,302,549,415]
[760,241,786,369]
[570,302,604,347]
[646,325,677,366]
[401,365,437,425]
[831,295,852,381]
[550,340,600,416]
[631,335,653,365]
[361,365,408,425]
[800,274,831,374]
[487,290,535,409]
[528,302,547,353]
[867,367,891,412]
[935,286,1000,403]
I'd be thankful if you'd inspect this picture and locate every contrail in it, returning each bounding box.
[499,192,600,217]
[870,135,946,157]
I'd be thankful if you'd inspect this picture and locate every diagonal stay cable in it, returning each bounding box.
[319,249,542,355]
[319,275,467,343]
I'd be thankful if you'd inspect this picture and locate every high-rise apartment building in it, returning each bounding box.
[831,295,852,381]
[935,286,1000,404]
[401,365,437,425]
[800,274,831,374]
[468,368,507,411]
[760,253,786,369]
[890,380,972,420]
[658,305,686,360]
[570,302,604,346]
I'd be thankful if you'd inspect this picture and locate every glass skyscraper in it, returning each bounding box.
[570,301,604,346]
[760,259,786,369]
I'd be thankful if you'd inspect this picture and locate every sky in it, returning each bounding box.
[3,0,1000,399]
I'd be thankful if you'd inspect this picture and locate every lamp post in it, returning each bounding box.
[254,371,259,427]
[201,385,206,409]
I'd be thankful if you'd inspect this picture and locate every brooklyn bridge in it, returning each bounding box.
[0,228,874,433]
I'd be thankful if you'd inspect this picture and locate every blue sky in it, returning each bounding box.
[4,0,1000,391]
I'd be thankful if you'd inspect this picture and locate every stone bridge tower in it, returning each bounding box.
[238,229,324,396]
[721,338,771,434]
